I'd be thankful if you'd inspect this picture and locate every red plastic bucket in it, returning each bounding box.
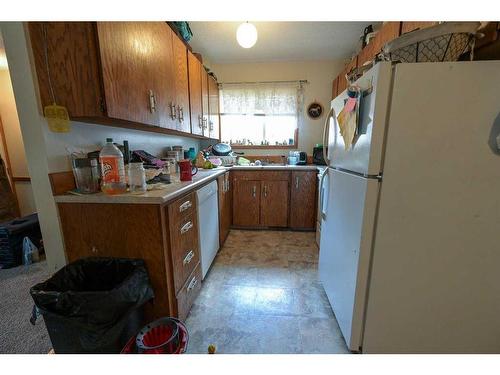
[121,318,189,354]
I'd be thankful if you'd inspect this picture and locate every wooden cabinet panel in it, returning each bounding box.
[188,51,204,136]
[358,22,401,66]
[260,180,289,227]
[97,22,163,126]
[290,171,317,229]
[233,179,260,227]
[172,33,191,133]
[218,172,232,246]
[176,262,202,321]
[169,212,200,293]
[332,76,339,100]
[401,22,437,35]
[57,203,171,320]
[28,22,104,118]
[208,75,220,140]
[168,192,196,222]
[337,56,358,94]
[150,23,176,130]
[201,68,209,136]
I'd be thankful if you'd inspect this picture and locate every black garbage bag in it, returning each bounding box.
[30,257,155,353]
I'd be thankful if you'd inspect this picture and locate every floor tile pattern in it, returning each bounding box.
[185,230,349,354]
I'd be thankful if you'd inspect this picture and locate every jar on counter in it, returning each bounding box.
[128,162,147,193]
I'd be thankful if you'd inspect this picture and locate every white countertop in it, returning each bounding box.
[54,165,324,205]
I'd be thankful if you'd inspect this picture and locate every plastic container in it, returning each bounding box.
[128,162,147,194]
[99,138,127,195]
[30,257,155,353]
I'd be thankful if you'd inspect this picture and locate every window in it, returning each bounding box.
[219,81,304,148]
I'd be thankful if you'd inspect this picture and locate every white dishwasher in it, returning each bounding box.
[196,180,220,279]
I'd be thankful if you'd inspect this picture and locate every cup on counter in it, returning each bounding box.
[178,159,198,181]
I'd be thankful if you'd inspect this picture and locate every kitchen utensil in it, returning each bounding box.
[211,143,244,157]
[178,159,198,181]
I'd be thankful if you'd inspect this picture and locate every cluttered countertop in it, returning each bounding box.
[54,164,324,205]
[55,141,327,205]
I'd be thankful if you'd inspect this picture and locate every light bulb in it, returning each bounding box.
[236,22,258,49]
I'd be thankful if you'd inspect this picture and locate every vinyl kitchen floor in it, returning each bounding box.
[185,230,349,354]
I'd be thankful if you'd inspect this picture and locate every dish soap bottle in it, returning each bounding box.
[99,138,126,195]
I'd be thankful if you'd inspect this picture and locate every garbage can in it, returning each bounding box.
[30,257,155,353]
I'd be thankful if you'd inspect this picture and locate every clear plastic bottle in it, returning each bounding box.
[99,138,127,195]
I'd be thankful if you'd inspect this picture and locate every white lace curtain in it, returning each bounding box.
[220,81,305,116]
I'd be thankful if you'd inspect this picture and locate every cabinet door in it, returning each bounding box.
[358,22,401,67]
[188,51,204,136]
[208,75,220,140]
[233,179,260,227]
[401,22,437,34]
[171,33,191,133]
[290,171,317,229]
[218,172,232,245]
[151,24,176,130]
[201,68,209,137]
[97,22,165,126]
[261,180,289,227]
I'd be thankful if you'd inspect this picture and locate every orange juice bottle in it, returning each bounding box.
[99,138,127,195]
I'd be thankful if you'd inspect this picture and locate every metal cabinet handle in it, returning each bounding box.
[295,176,299,190]
[263,185,268,198]
[170,102,177,119]
[177,105,184,123]
[187,276,198,291]
[252,185,256,198]
[180,221,193,234]
[183,250,194,265]
[198,115,203,129]
[209,121,214,132]
[179,200,192,212]
[149,90,156,113]
[91,246,98,254]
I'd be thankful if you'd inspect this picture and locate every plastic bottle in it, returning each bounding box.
[99,138,127,195]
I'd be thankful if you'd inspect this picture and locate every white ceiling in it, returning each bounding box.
[189,22,377,64]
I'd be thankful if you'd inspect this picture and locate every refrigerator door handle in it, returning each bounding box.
[322,106,335,166]
[319,169,328,220]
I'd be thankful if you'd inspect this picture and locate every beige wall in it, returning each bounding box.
[0,67,37,216]
[212,59,345,156]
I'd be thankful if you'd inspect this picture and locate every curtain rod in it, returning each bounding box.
[219,80,308,85]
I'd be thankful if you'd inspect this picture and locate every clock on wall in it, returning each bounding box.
[307,102,323,119]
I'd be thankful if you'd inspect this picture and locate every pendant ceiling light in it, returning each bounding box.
[236,22,258,49]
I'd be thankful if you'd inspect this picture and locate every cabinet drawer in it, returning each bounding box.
[169,192,196,223]
[232,170,290,181]
[176,262,202,321]
[170,213,199,293]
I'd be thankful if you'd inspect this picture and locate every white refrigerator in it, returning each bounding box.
[318,61,500,353]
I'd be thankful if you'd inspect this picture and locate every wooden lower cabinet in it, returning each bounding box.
[233,179,261,227]
[56,192,202,322]
[218,172,232,246]
[260,180,289,227]
[231,170,316,230]
[290,171,317,229]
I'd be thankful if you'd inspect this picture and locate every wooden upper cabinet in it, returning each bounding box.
[260,180,289,227]
[208,75,220,140]
[337,56,358,94]
[171,33,191,133]
[188,51,203,136]
[201,68,209,137]
[401,22,437,35]
[28,22,104,118]
[358,22,401,67]
[97,22,163,126]
[233,179,260,227]
[290,171,317,229]
[332,76,339,100]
